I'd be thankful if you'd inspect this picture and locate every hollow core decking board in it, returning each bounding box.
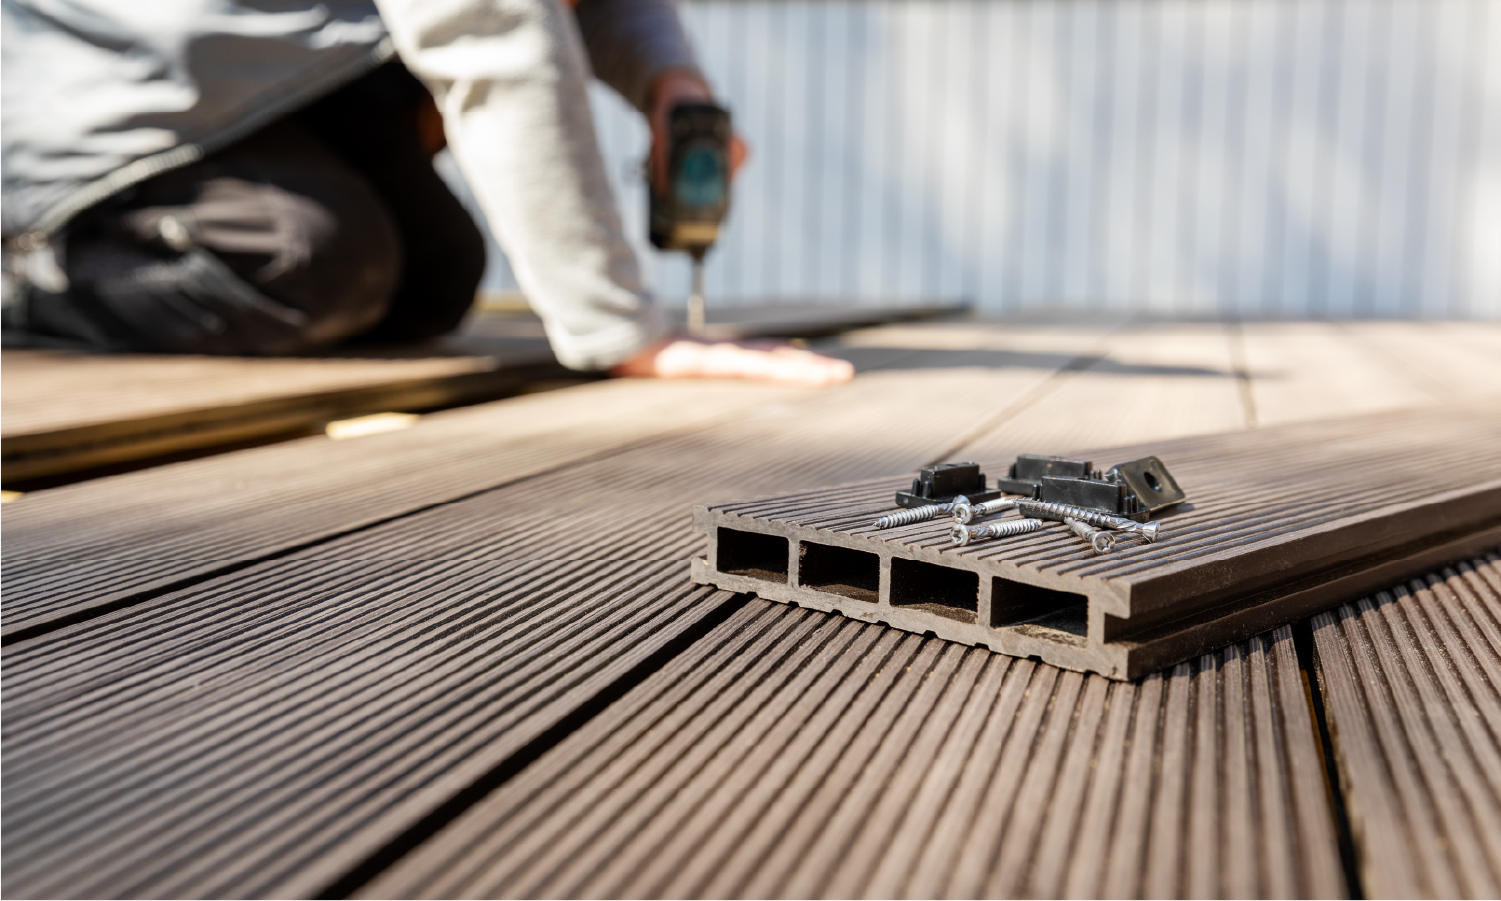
[3,327,1139,898]
[361,602,1344,899]
[2,320,1485,897]
[1,324,1113,640]
[1311,553,1501,899]
[693,400,1501,679]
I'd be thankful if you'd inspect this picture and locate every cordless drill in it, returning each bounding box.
[650,102,732,336]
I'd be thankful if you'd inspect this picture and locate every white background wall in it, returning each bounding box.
[451,0,1501,318]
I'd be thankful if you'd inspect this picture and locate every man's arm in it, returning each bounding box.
[377,0,853,386]
[573,0,701,113]
[374,0,668,371]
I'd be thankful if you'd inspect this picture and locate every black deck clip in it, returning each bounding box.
[1106,455,1186,513]
[994,454,1092,498]
[895,462,1005,508]
[1038,455,1187,522]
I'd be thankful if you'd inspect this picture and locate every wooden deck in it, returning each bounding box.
[5,317,1501,898]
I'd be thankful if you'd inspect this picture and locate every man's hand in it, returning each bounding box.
[611,337,855,387]
[646,69,748,192]
[631,74,851,388]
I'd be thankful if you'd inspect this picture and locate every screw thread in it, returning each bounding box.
[1018,500,1160,543]
[873,495,969,530]
[950,517,1043,547]
[952,497,1018,524]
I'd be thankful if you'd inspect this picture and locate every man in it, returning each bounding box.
[1,0,853,386]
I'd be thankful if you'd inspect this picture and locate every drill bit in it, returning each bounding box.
[687,254,706,337]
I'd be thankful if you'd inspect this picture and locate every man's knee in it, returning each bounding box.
[161,125,404,351]
[52,121,403,355]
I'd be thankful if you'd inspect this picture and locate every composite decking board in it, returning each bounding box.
[692,400,1501,678]
[0,305,961,480]
[6,320,1481,897]
[472,302,967,343]
[3,325,1112,639]
[953,322,1252,460]
[1237,321,1438,427]
[1311,553,1501,898]
[0,377,827,638]
[0,355,1117,896]
[360,603,1344,899]
[0,558,741,900]
[0,336,571,482]
[0,338,548,443]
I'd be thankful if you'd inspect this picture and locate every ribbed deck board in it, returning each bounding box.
[1311,553,1501,898]
[7,319,1499,898]
[1,305,963,482]
[693,400,1501,678]
[0,323,567,483]
[0,378,813,640]
[4,325,1135,898]
[0,560,736,899]
[361,603,1343,899]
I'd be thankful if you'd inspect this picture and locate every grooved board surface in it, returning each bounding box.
[6,319,1496,899]
[0,559,736,899]
[694,400,1501,678]
[3,326,1136,899]
[362,603,1344,899]
[0,378,807,639]
[1311,553,1501,898]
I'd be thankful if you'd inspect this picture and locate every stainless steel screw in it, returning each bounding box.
[1065,517,1116,554]
[952,496,1019,524]
[950,517,1043,547]
[1016,499,1161,543]
[873,495,970,530]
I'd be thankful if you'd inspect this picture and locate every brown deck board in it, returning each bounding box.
[0,378,807,639]
[3,324,1129,898]
[359,604,1344,899]
[7,319,1495,898]
[691,401,1501,678]
[1312,553,1501,898]
[0,325,565,482]
[1,304,964,482]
